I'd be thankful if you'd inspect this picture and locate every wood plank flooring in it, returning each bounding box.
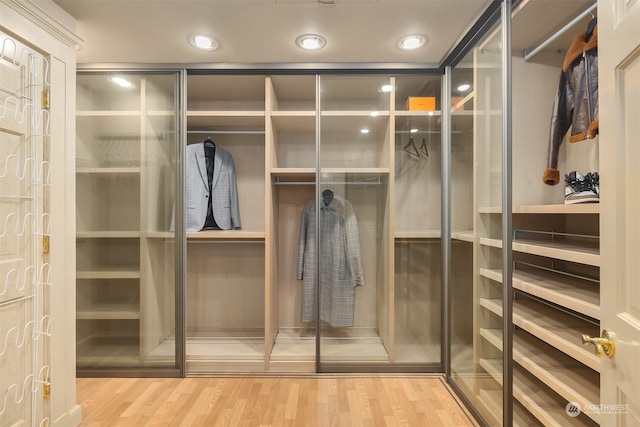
[77,375,478,427]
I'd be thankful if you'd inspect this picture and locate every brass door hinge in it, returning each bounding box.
[43,235,49,253]
[42,89,50,109]
[43,378,51,398]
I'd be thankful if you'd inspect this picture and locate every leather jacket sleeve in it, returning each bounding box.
[543,70,574,185]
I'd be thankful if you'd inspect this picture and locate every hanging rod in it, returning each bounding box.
[524,3,596,61]
[187,130,265,135]
[273,177,383,186]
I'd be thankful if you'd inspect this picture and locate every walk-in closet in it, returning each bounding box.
[4,0,640,425]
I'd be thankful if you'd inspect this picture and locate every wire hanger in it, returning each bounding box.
[402,136,420,158]
[419,137,429,157]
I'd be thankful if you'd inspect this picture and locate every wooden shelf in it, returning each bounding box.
[321,110,390,117]
[77,231,141,239]
[479,237,600,266]
[394,229,440,239]
[187,110,265,117]
[452,230,475,242]
[76,336,140,368]
[77,167,141,174]
[480,358,597,427]
[479,204,600,214]
[144,231,175,239]
[513,239,599,267]
[479,237,502,249]
[479,298,600,372]
[481,328,599,423]
[77,270,140,279]
[480,268,599,319]
[395,110,442,117]
[271,168,315,182]
[77,305,140,320]
[187,230,265,241]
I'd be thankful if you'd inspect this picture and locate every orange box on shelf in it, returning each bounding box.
[405,96,436,111]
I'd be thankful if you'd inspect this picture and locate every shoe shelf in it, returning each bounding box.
[479,297,601,372]
[478,232,599,267]
[478,204,599,214]
[481,327,599,423]
[513,229,599,267]
[479,357,598,427]
[479,267,599,319]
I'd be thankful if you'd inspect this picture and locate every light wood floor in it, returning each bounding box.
[77,375,478,427]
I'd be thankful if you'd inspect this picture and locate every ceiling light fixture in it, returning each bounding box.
[296,34,327,51]
[379,84,394,93]
[109,76,134,88]
[360,128,370,134]
[397,34,428,51]
[189,34,219,51]
[457,83,472,92]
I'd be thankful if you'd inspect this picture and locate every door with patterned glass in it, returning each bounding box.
[0,32,51,425]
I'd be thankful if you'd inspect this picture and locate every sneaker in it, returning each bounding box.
[585,172,599,196]
[564,171,599,204]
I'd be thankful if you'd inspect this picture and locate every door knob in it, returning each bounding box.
[582,329,616,358]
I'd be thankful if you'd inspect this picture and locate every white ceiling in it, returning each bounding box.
[51,0,497,67]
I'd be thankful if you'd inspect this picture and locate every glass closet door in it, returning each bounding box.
[448,10,510,426]
[75,72,179,372]
[316,74,443,370]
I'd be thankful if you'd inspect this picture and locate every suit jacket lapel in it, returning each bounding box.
[211,147,223,189]
[194,144,208,189]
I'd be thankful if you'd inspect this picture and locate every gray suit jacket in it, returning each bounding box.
[185,142,241,231]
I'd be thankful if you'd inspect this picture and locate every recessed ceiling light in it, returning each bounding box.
[379,84,394,93]
[189,34,219,51]
[296,34,327,51]
[109,76,134,88]
[397,34,428,51]
[360,128,370,134]
[457,83,472,92]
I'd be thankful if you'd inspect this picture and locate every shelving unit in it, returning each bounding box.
[75,73,178,370]
[459,1,603,424]
[181,73,447,373]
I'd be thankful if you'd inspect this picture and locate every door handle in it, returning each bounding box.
[582,329,616,358]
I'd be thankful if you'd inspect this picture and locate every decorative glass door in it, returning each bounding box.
[0,31,51,425]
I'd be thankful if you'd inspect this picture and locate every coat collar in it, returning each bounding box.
[563,25,597,72]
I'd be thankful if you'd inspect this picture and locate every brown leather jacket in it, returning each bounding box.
[543,26,598,186]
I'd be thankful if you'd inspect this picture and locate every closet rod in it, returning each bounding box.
[187,130,265,135]
[523,2,596,62]
[273,178,383,186]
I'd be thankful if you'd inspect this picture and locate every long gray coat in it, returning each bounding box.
[185,142,241,232]
[296,195,364,327]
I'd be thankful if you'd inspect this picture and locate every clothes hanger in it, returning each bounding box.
[419,137,429,158]
[586,13,597,39]
[402,136,420,158]
[203,136,215,148]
